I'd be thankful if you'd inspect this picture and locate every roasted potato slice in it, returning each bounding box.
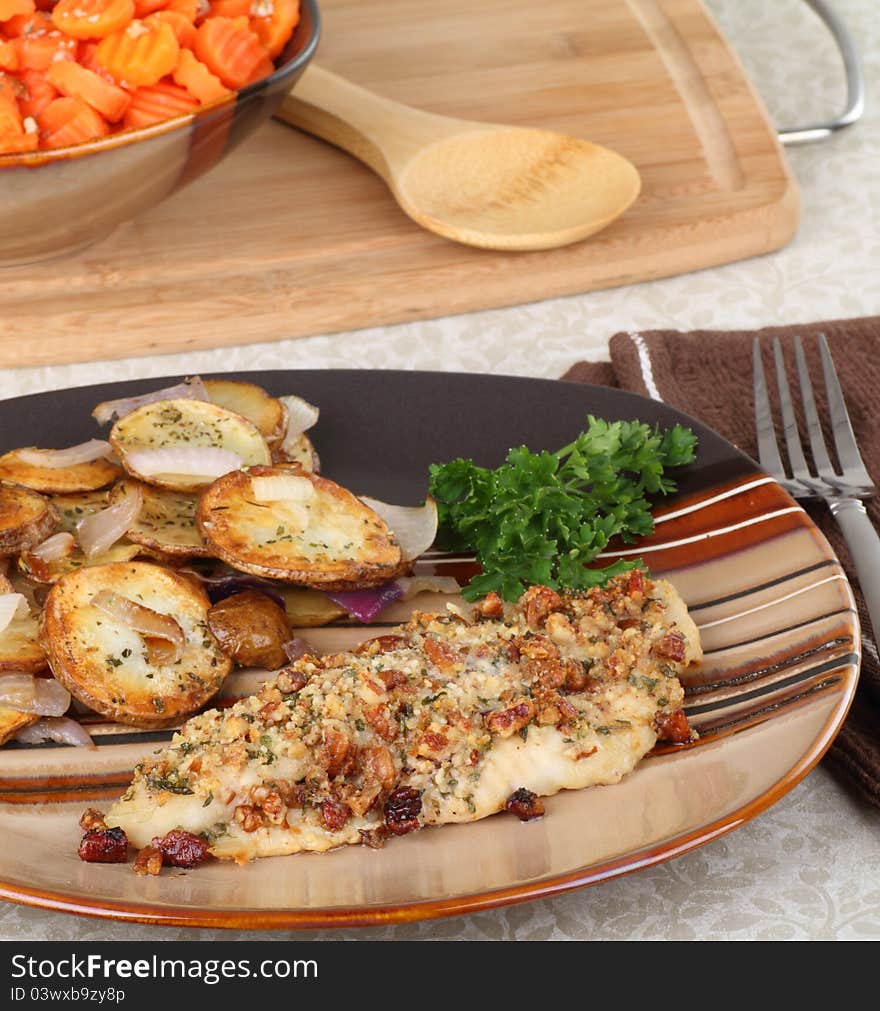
[0,599,48,674]
[0,450,121,495]
[278,586,347,627]
[207,590,292,670]
[0,484,59,557]
[109,399,271,493]
[108,479,210,559]
[197,466,403,589]
[0,707,39,745]
[51,489,112,533]
[271,432,319,473]
[42,562,233,729]
[202,379,288,450]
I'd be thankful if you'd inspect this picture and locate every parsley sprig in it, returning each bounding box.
[428,415,697,602]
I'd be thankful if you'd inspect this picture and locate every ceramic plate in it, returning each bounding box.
[0,371,859,928]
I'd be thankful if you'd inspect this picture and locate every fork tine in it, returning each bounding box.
[752,338,787,479]
[772,337,812,482]
[793,335,837,479]
[818,332,868,475]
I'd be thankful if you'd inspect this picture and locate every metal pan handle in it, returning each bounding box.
[777,0,866,145]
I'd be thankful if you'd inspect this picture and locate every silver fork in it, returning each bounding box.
[753,333,880,642]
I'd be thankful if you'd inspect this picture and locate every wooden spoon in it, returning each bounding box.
[276,65,641,252]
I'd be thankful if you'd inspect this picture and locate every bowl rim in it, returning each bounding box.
[0,0,321,168]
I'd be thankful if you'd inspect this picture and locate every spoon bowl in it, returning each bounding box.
[277,65,640,251]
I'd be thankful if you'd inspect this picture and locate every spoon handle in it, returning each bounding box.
[275,64,460,181]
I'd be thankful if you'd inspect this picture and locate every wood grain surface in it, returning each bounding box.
[0,0,798,368]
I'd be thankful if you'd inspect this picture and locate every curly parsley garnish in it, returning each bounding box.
[428,415,697,601]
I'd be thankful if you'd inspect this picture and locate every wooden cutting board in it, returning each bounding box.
[0,0,798,368]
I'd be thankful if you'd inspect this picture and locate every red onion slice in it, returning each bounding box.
[124,447,242,481]
[91,590,186,666]
[359,496,438,562]
[396,575,461,600]
[92,377,209,425]
[0,674,71,716]
[76,483,143,557]
[324,582,403,623]
[0,593,29,634]
[14,716,95,748]
[29,531,76,563]
[16,439,113,469]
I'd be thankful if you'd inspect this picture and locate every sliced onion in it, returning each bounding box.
[396,575,462,600]
[91,589,185,666]
[251,473,315,503]
[0,593,29,634]
[76,483,143,557]
[92,377,209,425]
[324,582,403,623]
[282,636,317,661]
[279,395,319,457]
[0,674,71,716]
[16,439,113,469]
[359,496,438,562]
[125,446,242,481]
[29,532,76,563]
[14,716,95,749]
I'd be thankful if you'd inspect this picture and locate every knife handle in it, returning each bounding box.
[829,497,880,645]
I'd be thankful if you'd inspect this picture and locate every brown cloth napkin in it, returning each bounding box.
[562,316,880,809]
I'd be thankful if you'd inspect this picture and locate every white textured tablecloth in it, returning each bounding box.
[2,0,879,942]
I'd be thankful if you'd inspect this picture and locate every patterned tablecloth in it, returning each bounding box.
[2,0,879,942]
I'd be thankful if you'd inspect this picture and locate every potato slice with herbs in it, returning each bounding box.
[197,466,403,589]
[202,379,288,450]
[0,707,39,745]
[0,484,59,557]
[0,598,47,674]
[0,450,121,495]
[271,432,319,473]
[278,586,347,627]
[109,480,210,559]
[42,562,232,729]
[110,399,271,493]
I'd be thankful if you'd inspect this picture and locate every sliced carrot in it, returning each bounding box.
[122,78,195,127]
[0,129,38,151]
[0,38,18,70]
[13,30,76,71]
[133,0,169,15]
[1,10,50,36]
[0,0,34,21]
[17,67,55,116]
[250,0,298,60]
[37,94,108,146]
[96,19,179,87]
[172,46,228,103]
[146,8,196,48]
[208,0,250,17]
[52,0,135,40]
[194,16,270,89]
[165,0,199,21]
[46,57,130,120]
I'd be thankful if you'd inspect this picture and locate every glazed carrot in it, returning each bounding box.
[193,16,271,89]
[17,67,55,116]
[0,0,35,21]
[0,129,38,151]
[0,38,18,70]
[172,46,228,103]
[164,0,199,21]
[1,9,50,35]
[146,9,196,49]
[37,94,108,146]
[96,19,179,87]
[52,0,135,40]
[208,0,250,17]
[133,0,169,16]
[250,0,298,60]
[46,57,130,120]
[122,78,196,127]
[13,30,76,71]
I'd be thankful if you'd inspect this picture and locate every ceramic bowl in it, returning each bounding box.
[0,0,320,267]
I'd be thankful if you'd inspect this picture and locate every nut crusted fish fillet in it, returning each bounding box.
[106,571,701,861]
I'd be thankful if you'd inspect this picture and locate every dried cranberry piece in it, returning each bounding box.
[384,787,421,836]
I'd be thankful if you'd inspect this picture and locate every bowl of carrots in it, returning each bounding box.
[0,0,318,265]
